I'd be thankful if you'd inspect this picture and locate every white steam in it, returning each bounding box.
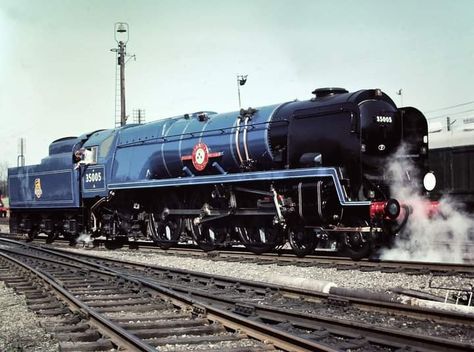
[381,146,474,263]
[75,233,94,247]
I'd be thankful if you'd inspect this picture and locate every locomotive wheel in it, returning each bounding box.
[288,227,317,257]
[26,229,38,242]
[340,226,371,260]
[334,217,371,260]
[148,214,181,250]
[61,232,73,241]
[46,231,59,244]
[188,189,228,251]
[235,226,278,254]
[190,222,227,251]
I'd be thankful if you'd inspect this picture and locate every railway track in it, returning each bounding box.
[0,239,304,351]
[131,245,474,277]
[0,237,472,351]
[2,232,473,277]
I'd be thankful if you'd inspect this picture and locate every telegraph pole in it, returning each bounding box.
[111,22,131,127]
[118,39,126,127]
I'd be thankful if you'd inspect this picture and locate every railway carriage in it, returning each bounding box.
[8,88,437,259]
[428,126,474,209]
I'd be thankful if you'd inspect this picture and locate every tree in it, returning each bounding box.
[0,161,8,197]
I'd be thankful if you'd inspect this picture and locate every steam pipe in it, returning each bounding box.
[370,199,401,220]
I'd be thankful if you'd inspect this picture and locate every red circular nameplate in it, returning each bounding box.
[192,142,209,171]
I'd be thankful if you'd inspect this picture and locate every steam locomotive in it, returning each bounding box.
[8,88,437,259]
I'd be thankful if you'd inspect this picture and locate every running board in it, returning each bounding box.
[166,208,276,217]
[306,226,383,233]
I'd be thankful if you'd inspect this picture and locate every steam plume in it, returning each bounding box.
[380,146,473,263]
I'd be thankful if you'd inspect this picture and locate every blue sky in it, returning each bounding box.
[1,0,473,166]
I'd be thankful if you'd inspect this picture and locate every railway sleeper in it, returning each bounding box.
[128,323,225,339]
[71,288,122,295]
[25,296,52,304]
[28,301,64,311]
[85,297,156,307]
[39,314,83,327]
[0,276,28,283]
[118,317,209,330]
[94,303,171,313]
[59,339,115,352]
[109,312,193,322]
[43,322,91,333]
[65,282,115,289]
[5,282,36,289]
[145,333,247,346]
[24,291,49,299]
[55,329,101,342]
[35,307,70,316]
[68,285,124,293]
[78,293,142,301]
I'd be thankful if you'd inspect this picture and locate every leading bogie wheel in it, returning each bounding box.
[340,230,371,260]
[288,227,317,257]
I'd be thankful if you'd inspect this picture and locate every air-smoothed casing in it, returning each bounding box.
[111,105,282,183]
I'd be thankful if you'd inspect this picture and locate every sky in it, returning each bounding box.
[0,0,473,167]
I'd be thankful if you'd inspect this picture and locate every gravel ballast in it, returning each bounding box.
[0,282,59,352]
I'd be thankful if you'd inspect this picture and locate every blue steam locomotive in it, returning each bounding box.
[8,88,437,259]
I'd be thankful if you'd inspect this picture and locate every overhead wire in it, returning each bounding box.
[427,108,474,120]
[424,100,474,114]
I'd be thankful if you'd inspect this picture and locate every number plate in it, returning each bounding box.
[83,166,105,191]
[375,115,393,123]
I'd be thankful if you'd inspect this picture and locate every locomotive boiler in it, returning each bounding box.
[8,87,437,259]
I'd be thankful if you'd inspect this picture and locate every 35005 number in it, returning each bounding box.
[375,115,393,123]
[85,172,102,183]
